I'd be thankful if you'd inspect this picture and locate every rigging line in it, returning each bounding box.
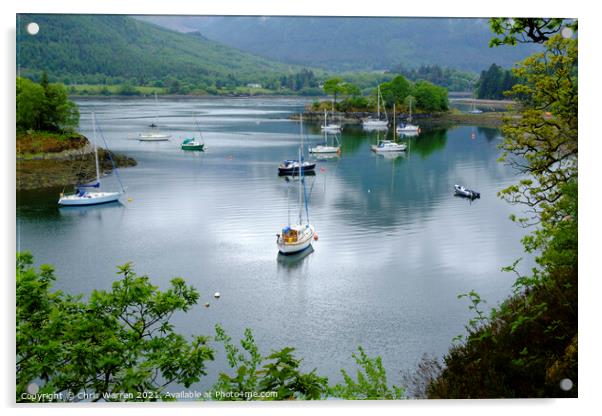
[302,175,311,225]
[95,114,126,193]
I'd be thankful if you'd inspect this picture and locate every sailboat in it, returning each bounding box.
[181,117,205,151]
[320,102,342,132]
[396,97,420,133]
[278,114,316,175]
[362,85,388,129]
[277,146,316,254]
[309,129,341,154]
[139,93,171,141]
[59,113,125,206]
[468,91,483,114]
[371,103,406,153]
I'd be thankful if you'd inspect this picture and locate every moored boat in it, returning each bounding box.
[181,138,204,150]
[59,113,125,206]
[277,146,316,255]
[363,84,388,129]
[278,160,316,175]
[454,184,480,199]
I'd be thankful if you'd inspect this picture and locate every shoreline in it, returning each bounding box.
[17,132,136,191]
[295,109,510,128]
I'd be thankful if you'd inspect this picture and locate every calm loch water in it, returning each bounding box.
[17,97,534,389]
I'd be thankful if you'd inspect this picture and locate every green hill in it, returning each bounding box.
[16,14,309,93]
[137,16,541,72]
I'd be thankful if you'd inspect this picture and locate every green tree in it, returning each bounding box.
[476,63,518,100]
[412,81,448,112]
[497,34,577,227]
[16,77,79,132]
[323,77,346,103]
[16,253,215,402]
[16,77,46,131]
[380,75,411,107]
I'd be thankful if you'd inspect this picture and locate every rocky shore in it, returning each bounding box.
[17,132,136,191]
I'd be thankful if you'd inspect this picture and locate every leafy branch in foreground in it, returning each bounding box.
[497,34,577,227]
[488,18,576,46]
[330,346,405,400]
[16,253,214,402]
[210,324,328,400]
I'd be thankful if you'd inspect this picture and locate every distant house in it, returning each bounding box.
[246,83,262,89]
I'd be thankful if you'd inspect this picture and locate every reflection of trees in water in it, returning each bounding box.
[477,127,499,142]
[409,128,448,159]
[339,126,380,155]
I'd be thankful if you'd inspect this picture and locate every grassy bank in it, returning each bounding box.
[17,131,136,191]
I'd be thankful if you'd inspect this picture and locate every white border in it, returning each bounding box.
[3,1,598,416]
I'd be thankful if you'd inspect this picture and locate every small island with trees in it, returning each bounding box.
[16,74,136,191]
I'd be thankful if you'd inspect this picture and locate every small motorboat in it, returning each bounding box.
[454,184,480,199]
[278,159,316,175]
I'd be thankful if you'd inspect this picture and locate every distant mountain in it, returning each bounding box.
[136,16,540,72]
[16,14,298,89]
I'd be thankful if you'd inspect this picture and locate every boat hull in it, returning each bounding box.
[277,225,315,254]
[397,127,419,133]
[371,144,407,152]
[363,120,388,129]
[181,144,204,151]
[138,134,170,141]
[278,163,316,175]
[58,192,122,206]
[309,146,340,154]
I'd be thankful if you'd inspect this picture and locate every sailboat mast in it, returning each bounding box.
[298,146,302,224]
[381,86,388,121]
[409,97,413,123]
[377,85,380,119]
[92,113,100,184]
[393,103,396,141]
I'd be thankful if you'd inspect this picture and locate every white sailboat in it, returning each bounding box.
[309,129,341,154]
[396,96,420,133]
[320,102,342,132]
[277,146,316,254]
[371,103,406,153]
[363,84,388,130]
[468,90,483,114]
[59,114,125,206]
[139,93,171,141]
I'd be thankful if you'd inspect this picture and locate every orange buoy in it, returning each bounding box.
[320,167,326,172]
[313,233,319,241]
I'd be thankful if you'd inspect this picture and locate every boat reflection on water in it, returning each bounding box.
[277,245,315,271]
[314,153,340,161]
[59,200,124,219]
[280,171,316,183]
[377,151,406,161]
